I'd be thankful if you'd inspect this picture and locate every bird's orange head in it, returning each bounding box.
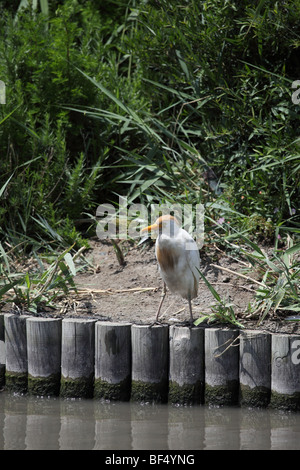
[141,214,179,236]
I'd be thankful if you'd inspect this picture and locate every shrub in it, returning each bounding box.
[0,0,299,253]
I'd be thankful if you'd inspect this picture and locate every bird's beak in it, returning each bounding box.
[141,223,159,234]
[140,223,160,242]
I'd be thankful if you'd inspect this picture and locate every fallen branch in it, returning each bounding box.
[210,264,265,288]
[198,280,254,292]
[75,286,157,296]
[214,335,241,358]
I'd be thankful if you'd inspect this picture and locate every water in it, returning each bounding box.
[1,391,300,450]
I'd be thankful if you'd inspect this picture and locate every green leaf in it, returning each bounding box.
[64,252,76,276]
[0,105,21,126]
[0,174,14,199]
[194,315,210,326]
[285,242,300,256]
[0,280,20,298]
[40,0,49,15]
[0,242,10,272]
[176,50,190,80]
[196,268,221,302]
[25,272,31,290]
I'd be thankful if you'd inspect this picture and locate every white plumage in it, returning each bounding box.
[141,215,200,323]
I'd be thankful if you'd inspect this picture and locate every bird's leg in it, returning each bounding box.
[155,281,167,322]
[188,297,194,326]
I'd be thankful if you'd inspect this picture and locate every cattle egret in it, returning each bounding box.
[141,215,200,324]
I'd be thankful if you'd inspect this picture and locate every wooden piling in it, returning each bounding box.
[168,325,204,405]
[270,334,300,411]
[26,317,62,396]
[1,311,300,412]
[94,321,131,401]
[205,328,239,406]
[131,324,169,403]
[0,314,5,388]
[60,318,96,398]
[239,330,271,407]
[4,314,29,394]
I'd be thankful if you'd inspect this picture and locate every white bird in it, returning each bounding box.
[141,215,200,324]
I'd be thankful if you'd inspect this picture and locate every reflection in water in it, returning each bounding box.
[1,391,300,450]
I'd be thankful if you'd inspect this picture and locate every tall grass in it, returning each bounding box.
[1,0,299,247]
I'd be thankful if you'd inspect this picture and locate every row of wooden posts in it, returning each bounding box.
[1,313,300,411]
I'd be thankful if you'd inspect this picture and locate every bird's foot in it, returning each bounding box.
[180,319,195,328]
[149,319,163,327]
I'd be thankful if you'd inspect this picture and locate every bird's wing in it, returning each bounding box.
[186,244,200,276]
[180,228,201,284]
[187,247,200,299]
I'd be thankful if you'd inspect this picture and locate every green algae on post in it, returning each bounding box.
[94,375,131,401]
[5,372,28,395]
[60,374,94,399]
[168,380,203,406]
[205,381,239,406]
[131,379,168,404]
[28,372,61,396]
[239,384,271,408]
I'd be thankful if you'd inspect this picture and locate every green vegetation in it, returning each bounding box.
[0,0,299,323]
[0,243,85,314]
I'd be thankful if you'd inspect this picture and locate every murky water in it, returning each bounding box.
[1,391,300,450]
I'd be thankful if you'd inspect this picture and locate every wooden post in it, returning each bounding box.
[270,334,300,411]
[94,322,132,401]
[169,325,204,405]
[0,314,5,388]
[239,330,271,407]
[60,318,96,398]
[131,324,169,403]
[4,314,29,394]
[205,328,240,406]
[26,317,62,396]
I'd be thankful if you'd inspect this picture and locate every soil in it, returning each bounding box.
[46,238,300,336]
